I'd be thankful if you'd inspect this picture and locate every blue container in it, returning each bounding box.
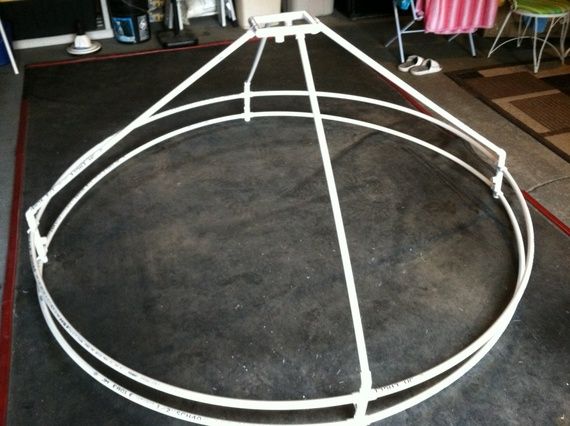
[111,14,150,44]
[109,0,150,44]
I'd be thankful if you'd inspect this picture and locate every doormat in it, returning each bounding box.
[448,63,570,162]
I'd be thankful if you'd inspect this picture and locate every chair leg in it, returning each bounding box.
[517,14,529,47]
[448,32,476,56]
[532,18,539,72]
[0,18,18,75]
[562,14,569,61]
[535,16,564,72]
[468,32,476,56]
[488,10,513,57]
[392,0,406,63]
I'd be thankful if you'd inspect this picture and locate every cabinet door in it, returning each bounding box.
[0,0,99,40]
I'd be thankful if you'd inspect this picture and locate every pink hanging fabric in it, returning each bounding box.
[415,0,499,34]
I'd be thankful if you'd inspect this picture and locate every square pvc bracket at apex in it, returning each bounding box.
[249,11,321,42]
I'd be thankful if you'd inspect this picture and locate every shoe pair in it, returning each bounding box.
[398,55,442,75]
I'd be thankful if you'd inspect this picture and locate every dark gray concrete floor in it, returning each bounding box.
[0,10,568,425]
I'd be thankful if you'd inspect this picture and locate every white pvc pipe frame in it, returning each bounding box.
[26,12,534,426]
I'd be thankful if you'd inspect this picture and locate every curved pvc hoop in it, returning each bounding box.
[28,110,532,420]
[26,13,534,425]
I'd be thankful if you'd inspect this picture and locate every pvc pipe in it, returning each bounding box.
[25,17,534,425]
[29,110,530,420]
[296,33,372,419]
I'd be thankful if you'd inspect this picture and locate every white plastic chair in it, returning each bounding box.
[488,0,570,73]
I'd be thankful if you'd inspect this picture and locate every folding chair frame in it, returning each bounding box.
[386,0,476,63]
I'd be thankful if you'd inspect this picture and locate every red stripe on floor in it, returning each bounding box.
[385,78,433,116]
[0,99,28,425]
[523,191,570,236]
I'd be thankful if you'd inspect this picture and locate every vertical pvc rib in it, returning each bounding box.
[295,33,372,419]
[533,18,539,73]
[246,37,268,84]
[244,37,267,121]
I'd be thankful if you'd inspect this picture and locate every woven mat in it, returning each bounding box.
[448,63,570,161]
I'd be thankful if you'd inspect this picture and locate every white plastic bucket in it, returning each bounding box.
[285,0,334,16]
